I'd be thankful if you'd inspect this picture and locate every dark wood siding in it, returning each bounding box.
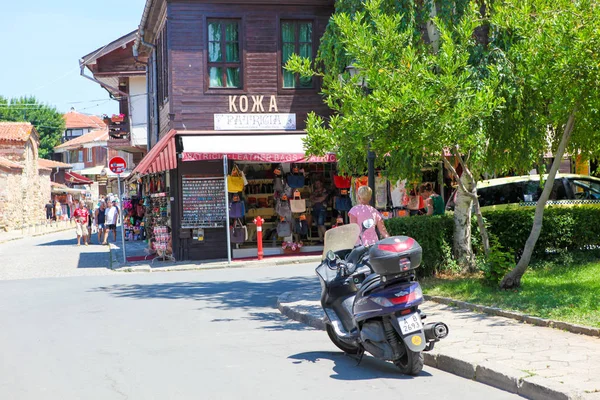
[167,1,333,132]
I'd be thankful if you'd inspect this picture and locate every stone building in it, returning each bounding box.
[0,122,51,232]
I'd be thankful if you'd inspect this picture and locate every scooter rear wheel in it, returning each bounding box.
[326,324,362,355]
[394,348,424,376]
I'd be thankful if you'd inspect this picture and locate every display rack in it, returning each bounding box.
[181,176,226,228]
[152,225,175,263]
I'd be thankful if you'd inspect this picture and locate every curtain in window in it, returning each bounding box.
[208,23,222,62]
[226,68,240,87]
[210,67,223,87]
[299,23,312,88]
[282,22,296,88]
[225,23,239,62]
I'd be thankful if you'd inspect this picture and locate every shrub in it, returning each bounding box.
[385,215,455,277]
[482,205,600,257]
[480,239,514,286]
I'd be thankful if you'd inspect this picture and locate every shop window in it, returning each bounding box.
[207,20,242,88]
[281,20,313,89]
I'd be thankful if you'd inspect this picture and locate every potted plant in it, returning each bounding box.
[101,114,111,125]
[111,113,125,123]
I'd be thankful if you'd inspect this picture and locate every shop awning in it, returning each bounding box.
[181,133,336,163]
[65,171,93,185]
[51,182,87,195]
[132,129,178,175]
[76,166,105,175]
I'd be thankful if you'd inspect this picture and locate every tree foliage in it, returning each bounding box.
[490,0,600,288]
[0,96,65,159]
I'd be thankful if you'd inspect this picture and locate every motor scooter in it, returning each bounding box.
[316,220,449,375]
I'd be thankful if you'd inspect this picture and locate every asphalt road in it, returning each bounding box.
[0,264,522,400]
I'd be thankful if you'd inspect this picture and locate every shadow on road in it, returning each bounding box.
[91,277,318,330]
[288,351,432,381]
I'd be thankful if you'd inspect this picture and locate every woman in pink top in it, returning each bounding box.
[348,186,390,246]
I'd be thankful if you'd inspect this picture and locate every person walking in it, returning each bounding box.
[103,200,119,244]
[72,201,90,246]
[95,201,107,245]
[348,186,390,246]
[45,200,54,221]
[406,185,425,216]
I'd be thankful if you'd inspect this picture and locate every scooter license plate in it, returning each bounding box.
[398,313,423,335]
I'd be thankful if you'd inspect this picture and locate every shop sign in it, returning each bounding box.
[214,113,296,131]
[183,152,336,163]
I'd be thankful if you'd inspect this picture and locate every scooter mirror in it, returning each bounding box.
[326,250,336,261]
[362,219,375,230]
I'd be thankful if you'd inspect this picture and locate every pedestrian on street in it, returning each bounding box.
[96,201,107,245]
[103,200,119,244]
[310,178,329,243]
[72,200,90,246]
[348,186,390,246]
[420,182,445,216]
[45,200,54,220]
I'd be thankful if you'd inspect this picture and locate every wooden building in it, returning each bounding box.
[132,0,336,261]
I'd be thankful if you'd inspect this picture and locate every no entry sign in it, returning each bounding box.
[109,156,127,175]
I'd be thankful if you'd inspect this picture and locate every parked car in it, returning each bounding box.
[476,174,600,209]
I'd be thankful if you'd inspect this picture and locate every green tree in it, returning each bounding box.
[491,0,600,288]
[287,0,519,269]
[0,96,65,159]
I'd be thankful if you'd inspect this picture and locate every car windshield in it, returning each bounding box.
[571,179,600,199]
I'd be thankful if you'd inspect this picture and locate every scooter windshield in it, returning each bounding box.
[321,223,361,259]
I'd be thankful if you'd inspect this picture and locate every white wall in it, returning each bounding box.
[129,76,148,147]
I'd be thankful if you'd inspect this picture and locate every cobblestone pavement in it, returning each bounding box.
[278,283,600,400]
[0,228,118,281]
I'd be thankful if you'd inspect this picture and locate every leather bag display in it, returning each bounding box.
[230,219,247,244]
[290,190,306,213]
[276,198,292,221]
[227,165,245,193]
[277,220,292,237]
[286,174,305,189]
[229,199,245,219]
[333,175,352,189]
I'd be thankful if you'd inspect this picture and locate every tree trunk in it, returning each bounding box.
[453,175,476,272]
[500,112,576,289]
[472,194,490,257]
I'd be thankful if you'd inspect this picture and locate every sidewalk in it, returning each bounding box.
[278,283,600,400]
[108,241,322,272]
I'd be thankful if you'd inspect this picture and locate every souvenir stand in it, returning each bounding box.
[141,172,172,256]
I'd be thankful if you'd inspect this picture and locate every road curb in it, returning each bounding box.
[277,290,583,400]
[424,295,600,338]
[0,226,75,245]
[112,255,321,274]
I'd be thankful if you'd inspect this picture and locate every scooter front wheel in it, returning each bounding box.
[326,324,362,355]
[394,348,424,376]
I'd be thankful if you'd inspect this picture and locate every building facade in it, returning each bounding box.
[130,0,336,261]
[0,122,51,231]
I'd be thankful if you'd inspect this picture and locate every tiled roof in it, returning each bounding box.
[63,111,106,130]
[0,122,35,142]
[38,159,72,169]
[0,157,23,170]
[54,129,109,150]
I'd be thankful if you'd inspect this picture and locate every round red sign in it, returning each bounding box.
[109,156,127,174]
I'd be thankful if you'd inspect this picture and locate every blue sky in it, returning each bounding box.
[0,0,147,117]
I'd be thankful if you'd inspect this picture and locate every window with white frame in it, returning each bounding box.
[78,150,84,163]
[87,148,93,162]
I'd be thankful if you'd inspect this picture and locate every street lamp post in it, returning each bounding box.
[346,63,376,204]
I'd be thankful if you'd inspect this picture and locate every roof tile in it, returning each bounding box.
[63,111,106,130]
[54,129,109,150]
[0,122,35,142]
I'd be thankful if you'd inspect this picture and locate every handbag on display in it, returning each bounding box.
[375,176,389,209]
[277,218,292,237]
[290,190,306,213]
[227,165,245,193]
[287,173,305,189]
[333,175,352,189]
[229,197,245,218]
[274,176,284,193]
[230,219,247,244]
[335,190,352,211]
[276,197,292,221]
[294,218,309,236]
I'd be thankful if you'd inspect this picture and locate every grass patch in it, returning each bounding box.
[421,251,600,328]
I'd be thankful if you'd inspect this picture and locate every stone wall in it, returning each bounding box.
[0,138,52,232]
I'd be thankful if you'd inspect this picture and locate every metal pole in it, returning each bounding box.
[117,174,127,264]
[368,147,376,206]
[223,156,232,264]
